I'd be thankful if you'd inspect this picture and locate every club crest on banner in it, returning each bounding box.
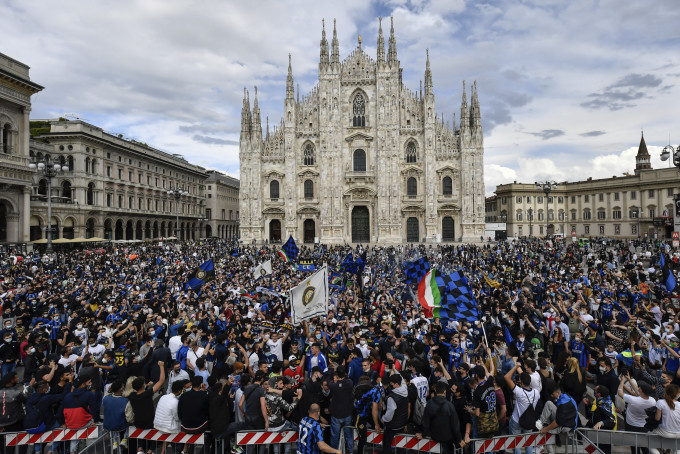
[302,284,316,306]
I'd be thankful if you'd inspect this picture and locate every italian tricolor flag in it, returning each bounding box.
[277,250,291,262]
[417,270,442,318]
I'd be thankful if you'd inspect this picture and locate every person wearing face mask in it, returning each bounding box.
[592,356,620,398]
[0,332,19,378]
[284,355,303,388]
[0,319,18,342]
[166,360,190,394]
[24,379,65,454]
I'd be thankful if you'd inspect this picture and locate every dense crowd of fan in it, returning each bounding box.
[1,237,680,454]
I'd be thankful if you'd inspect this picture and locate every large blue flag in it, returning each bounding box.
[436,271,479,323]
[278,236,299,263]
[661,253,677,293]
[403,257,430,285]
[340,253,358,274]
[186,259,215,290]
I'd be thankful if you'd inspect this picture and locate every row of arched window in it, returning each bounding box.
[268,176,454,200]
[300,140,421,167]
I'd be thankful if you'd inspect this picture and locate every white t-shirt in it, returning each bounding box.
[249,352,259,371]
[59,354,79,369]
[511,386,540,424]
[657,399,680,432]
[88,344,106,362]
[623,395,656,428]
[266,338,283,361]
[530,372,542,392]
[186,347,204,370]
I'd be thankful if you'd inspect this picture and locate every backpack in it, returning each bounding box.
[555,394,579,430]
[124,401,135,424]
[412,398,426,426]
[518,388,537,430]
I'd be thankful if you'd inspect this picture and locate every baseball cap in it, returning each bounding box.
[288,355,298,363]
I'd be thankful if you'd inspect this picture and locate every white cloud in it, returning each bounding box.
[0,0,677,197]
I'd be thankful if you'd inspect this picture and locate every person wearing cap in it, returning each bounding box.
[284,355,303,388]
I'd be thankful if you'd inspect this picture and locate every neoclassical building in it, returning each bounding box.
[487,134,680,240]
[30,120,208,242]
[239,18,485,244]
[205,170,240,239]
[0,52,43,250]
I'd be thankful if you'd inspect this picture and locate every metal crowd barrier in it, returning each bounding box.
[4,425,101,447]
[233,426,441,453]
[569,428,680,454]
[473,432,555,454]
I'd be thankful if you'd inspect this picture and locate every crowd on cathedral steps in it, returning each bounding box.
[2,237,680,454]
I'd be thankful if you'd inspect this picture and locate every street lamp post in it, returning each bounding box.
[167,188,188,240]
[29,155,68,253]
[527,208,533,237]
[536,181,558,238]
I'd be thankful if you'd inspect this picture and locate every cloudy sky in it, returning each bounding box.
[2,0,679,195]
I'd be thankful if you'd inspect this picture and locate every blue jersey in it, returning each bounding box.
[569,339,588,368]
[297,416,324,454]
[355,386,381,418]
[47,320,62,340]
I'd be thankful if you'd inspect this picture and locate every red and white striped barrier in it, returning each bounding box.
[475,433,555,454]
[128,427,205,444]
[236,428,440,452]
[5,426,99,446]
[236,430,299,445]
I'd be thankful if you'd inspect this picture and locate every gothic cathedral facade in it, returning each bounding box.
[238,18,485,244]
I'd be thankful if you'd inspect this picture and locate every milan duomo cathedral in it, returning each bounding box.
[238,17,485,244]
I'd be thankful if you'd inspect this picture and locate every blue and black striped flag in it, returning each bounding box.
[186,259,215,290]
[278,236,299,263]
[661,253,677,293]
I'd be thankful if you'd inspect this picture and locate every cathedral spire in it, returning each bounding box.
[377,17,385,64]
[331,19,340,65]
[470,80,481,128]
[286,54,294,100]
[387,16,398,67]
[240,87,251,140]
[266,116,269,139]
[460,80,468,129]
[424,48,433,96]
[252,86,261,140]
[320,19,329,68]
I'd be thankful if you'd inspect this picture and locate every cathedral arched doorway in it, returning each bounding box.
[269,219,281,243]
[406,217,419,243]
[351,206,370,243]
[442,217,455,242]
[303,219,315,243]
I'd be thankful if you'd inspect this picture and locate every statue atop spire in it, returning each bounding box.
[331,19,340,65]
[377,17,385,64]
[320,19,329,67]
[286,53,294,100]
[252,86,261,139]
[387,16,398,67]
